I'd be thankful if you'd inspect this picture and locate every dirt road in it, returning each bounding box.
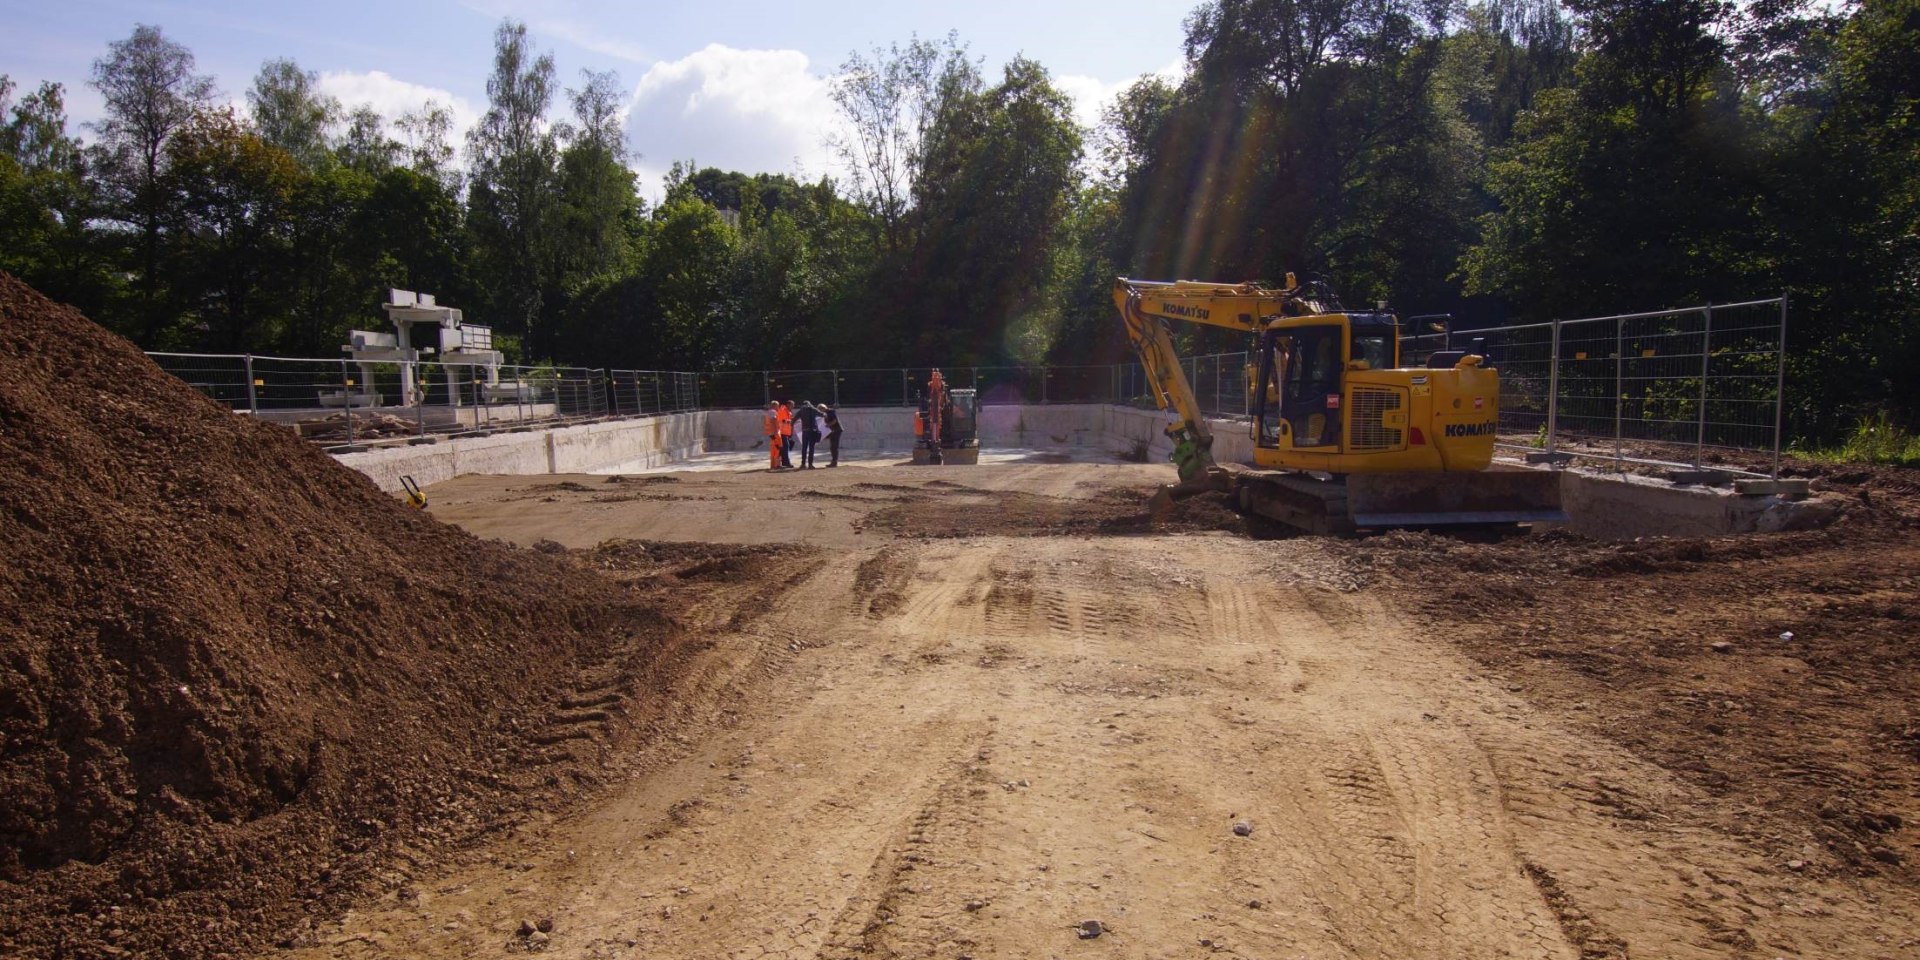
[273,464,1917,959]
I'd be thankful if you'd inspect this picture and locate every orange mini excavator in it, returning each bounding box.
[911,369,980,465]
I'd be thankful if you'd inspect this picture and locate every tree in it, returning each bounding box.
[395,101,459,185]
[467,19,560,355]
[906,56,1082,364]
[829,33,975,251]
[88,24,216,339]
[1461,0,1754,313]
[336,105,400,174]
[159,109,301,349]
[4,78,83,174]
[555,70,641,287]
[1,76,112,315]
[248,58,338,168]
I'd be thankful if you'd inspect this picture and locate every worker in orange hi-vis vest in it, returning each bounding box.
[764,402,783,469]
[777,400,795,469]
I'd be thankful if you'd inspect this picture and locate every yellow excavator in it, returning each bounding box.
[1114,275,1565,534]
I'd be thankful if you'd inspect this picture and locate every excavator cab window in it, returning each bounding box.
[1280,325,1343,447]
[1349,314,1400,371]
[1352,334,1393,371]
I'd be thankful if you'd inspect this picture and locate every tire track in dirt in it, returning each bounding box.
[259,527,1920,960]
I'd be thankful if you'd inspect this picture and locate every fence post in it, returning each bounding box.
[1041,367,1048,404]
[762,371,770,406]
[1213,355,1222,416]
[654,375,662,415]
[414,361,426,438]
[901,369,909,406]
[243,354,258,414]
[693,372,702,412]
[1546,321,1561,459]
[1244,351,1252,419]
[341,358,356,448]
[1695,304,1712,467]
[832,369,840,407]
[1613,316,1624,470]
[1773,295,1788,479]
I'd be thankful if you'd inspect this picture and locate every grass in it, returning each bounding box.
[1799,411,1920,468]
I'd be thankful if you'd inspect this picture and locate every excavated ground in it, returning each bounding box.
[6,272,1918,959]
[252,460,1920,960]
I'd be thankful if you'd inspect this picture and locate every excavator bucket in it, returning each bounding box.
[1342,466,1566,529]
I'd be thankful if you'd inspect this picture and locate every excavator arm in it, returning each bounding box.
[1112,276,1307,486]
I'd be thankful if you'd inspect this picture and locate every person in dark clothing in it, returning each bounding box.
[796,401,823,469]
[819,402,842,466]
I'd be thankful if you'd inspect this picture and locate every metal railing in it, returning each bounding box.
[148,353,610,446]
[148,296,1785,475]
[1403,298,1787,476]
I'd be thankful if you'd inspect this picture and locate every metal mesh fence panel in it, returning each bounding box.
[698,371,766,409]
[765,370,838,407]
[973,367,1044,405]
[836,369,910,406]
[1043,365,1117,403]
[150,301,1781,470]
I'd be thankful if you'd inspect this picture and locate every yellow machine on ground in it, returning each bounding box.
[1114,276,1564,534]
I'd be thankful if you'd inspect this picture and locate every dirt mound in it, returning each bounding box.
[0,274,676,958]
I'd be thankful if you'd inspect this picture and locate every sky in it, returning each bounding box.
[2,0,1194,198]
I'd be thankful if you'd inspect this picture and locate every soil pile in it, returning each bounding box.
[0,273,670,957]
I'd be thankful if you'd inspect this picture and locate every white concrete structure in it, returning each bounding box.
[336,411,709,492]
[336,404,1215,491]
[330,403,1831,540]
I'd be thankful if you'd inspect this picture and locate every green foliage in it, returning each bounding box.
[1799,411,1920,467]
[1,7,1914,445]
[249,58,338,169]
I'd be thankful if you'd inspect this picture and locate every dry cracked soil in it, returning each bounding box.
[262,461,1920,960]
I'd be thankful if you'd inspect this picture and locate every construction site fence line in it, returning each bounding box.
[144,296,1786,476]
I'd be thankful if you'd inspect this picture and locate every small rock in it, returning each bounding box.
[1779,631,1795,642]
[517,919,537,938]
[527,930,550,948]
[1710,640,1735,653]
[536,918,554,933]
[1870,847,1903,865]
[1786,859,1807,872]
[1232,821,1254,837]
[1246,899,1263,909]
[1077,919,1104,939]
[964,900,987,912]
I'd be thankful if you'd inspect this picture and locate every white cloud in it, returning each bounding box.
[1054,59,1185,132]
[317,70,481,144]
[623,44,846,201]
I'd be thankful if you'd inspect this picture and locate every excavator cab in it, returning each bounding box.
[1255,313,1403,453]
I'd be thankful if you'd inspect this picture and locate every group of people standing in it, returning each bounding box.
[763,400,842,470]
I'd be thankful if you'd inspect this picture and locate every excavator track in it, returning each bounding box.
[1206,465,1566,536]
